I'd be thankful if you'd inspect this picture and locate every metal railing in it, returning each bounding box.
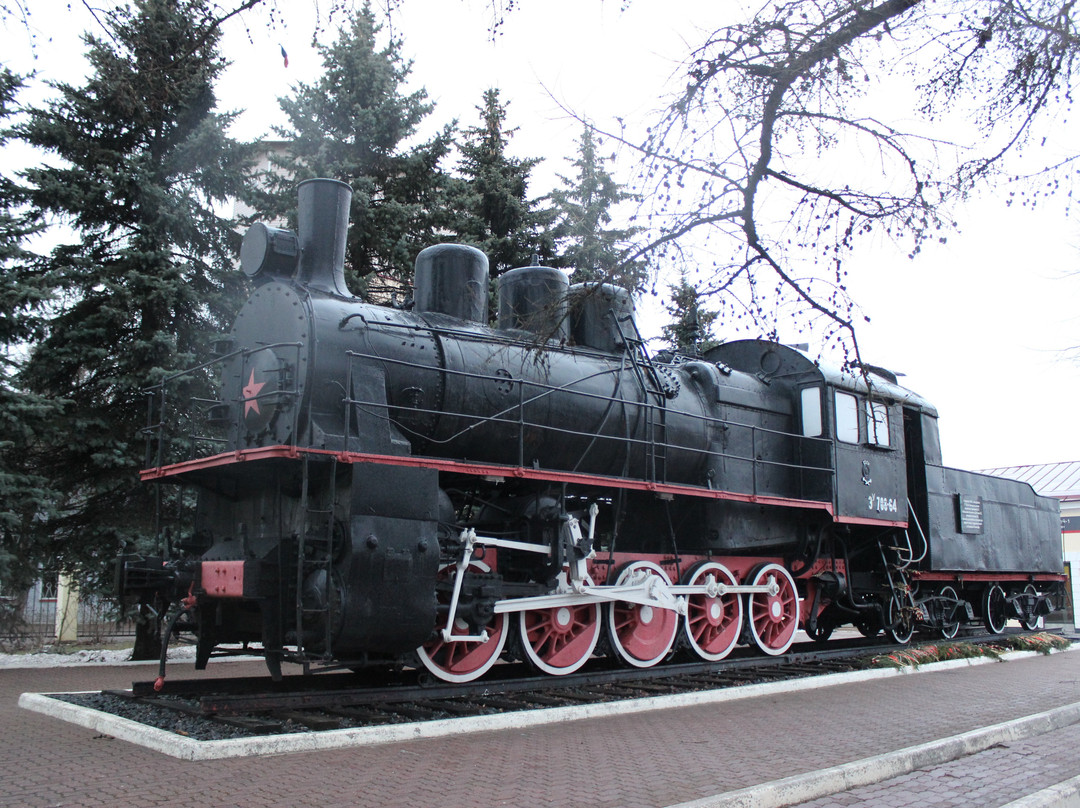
[0,592,136,650]
[142,339,836,504]
[341,348,835,502]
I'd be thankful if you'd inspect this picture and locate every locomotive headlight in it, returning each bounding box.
[240,223,300,282]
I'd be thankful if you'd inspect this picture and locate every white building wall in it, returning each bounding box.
[1061,502,1079,630]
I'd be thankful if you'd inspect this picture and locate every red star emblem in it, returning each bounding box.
[242,369,266,417]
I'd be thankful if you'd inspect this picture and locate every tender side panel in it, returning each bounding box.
[924,465,1063,573]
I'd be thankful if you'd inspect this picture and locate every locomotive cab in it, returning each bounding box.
[707,341,924,529]
[821,371,912,527]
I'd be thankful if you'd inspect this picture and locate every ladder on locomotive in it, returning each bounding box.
[613,311,670,484]
[295,452,339,671]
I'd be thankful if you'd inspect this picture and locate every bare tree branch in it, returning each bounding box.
[601,0,1080,365]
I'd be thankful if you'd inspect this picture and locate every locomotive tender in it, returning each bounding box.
[122,178,1065,683]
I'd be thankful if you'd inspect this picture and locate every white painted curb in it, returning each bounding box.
[19,645,1078,762]
[1002,775,1080,808]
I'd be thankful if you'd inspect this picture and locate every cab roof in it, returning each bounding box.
[705,339,939,417]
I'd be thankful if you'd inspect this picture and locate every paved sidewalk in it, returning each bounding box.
[3,647,1080,808]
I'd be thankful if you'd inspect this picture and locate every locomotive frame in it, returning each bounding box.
[120,179,1066,684]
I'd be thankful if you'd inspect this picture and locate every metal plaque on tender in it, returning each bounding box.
[956,494,984,534]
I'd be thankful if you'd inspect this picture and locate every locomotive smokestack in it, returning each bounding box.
[296,178,352,296]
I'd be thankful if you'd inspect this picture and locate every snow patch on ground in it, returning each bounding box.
[0,645,199,669]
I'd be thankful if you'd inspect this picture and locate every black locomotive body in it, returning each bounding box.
[122,179,1065,682]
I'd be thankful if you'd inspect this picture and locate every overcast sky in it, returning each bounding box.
[6,0,1080,471]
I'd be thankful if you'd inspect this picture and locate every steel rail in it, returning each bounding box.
[124,629,1040,718]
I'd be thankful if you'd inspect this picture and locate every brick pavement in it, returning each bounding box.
[2,649,1079,808]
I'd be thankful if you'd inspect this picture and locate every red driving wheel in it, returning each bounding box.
[519,586,601,675]
[416,560,507,683]
[746,563,800,655]
[683,561,743,661]
[606,561,679,667]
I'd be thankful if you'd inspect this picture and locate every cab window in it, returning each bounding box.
[867,400,890,447]
[801,387,822,437]
[835,391,859,443]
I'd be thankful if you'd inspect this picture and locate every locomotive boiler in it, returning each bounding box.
[120,178,1066,683]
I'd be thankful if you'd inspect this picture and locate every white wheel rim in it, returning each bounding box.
[1023,584,1044,630]
[985,584,1006,634]
[940,585,960,639]
[888,590,914,644]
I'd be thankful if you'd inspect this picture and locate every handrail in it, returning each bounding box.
[143,342,838,507]
[344,349,813,446]
[142,342,305,469]
[341,354,834,503]
[904,499,929,565]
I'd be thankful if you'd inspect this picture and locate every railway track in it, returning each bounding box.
[54,629,1053,742]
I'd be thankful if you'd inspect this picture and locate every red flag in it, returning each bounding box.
[280,44,289,68]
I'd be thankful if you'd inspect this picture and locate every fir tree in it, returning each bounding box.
[271,2,454,299]
[8,0,254,587]
[662,271,719,356]
[0,67,59,598]
[451,88,555,275]
[549,125,646,293]
[0,68,43,349]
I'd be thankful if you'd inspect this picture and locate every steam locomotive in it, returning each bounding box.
[120,178,1066,683]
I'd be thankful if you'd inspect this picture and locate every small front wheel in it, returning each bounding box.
[983,584,1007,634]
[939,585,961,640]
[887,589,915,644]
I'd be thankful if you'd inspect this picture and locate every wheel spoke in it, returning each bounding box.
[612,609,637,632]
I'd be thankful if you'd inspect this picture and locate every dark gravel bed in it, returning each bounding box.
[53,692,318,740]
